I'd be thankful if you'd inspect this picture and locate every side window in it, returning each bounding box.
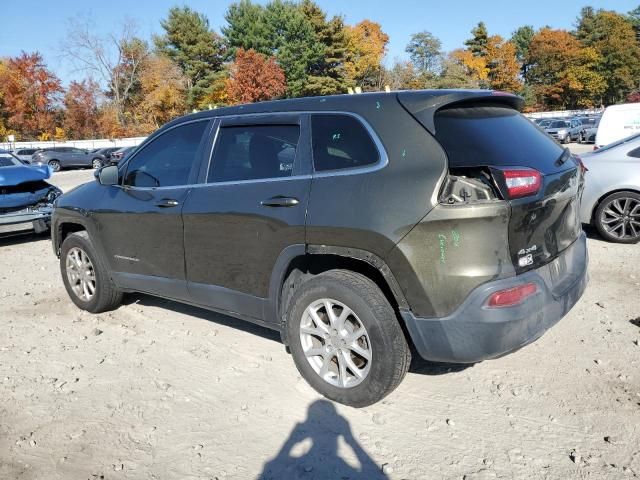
[208,124,300,182]
[628,147,640,158]
[311,114,380,172]
[124,121,208,188]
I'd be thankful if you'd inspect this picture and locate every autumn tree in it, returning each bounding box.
[526,28,605,109]
[0,52,63,140]
[485,36,522,92]
[138,55,187,130]
[225,48,286,104]
[437,52,481,88]
[406,31,442,75]
[451,48,488,84]
[154,6,225,108]
[63,79,101,139]
[344,20,389,90]
[576,8,640,104]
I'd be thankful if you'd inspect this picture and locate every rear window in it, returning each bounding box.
[434,106,566,174]
[311,114,380,172]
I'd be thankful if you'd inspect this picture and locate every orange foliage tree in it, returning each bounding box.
[0,52,63,140]
[225,48,286,104]
[63,79,101,139]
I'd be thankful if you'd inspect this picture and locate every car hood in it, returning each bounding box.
[0,164,52,187]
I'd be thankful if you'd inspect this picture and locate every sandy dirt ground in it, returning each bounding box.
[1,149,639,480]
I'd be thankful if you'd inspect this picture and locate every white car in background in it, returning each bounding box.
[580,133,640,243]
[596,103,640,148]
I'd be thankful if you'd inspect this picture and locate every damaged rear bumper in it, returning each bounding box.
[401,233,588,363]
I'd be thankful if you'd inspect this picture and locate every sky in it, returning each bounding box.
[1,0,638,85]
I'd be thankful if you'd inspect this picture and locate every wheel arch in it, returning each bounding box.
[54,221,88,256]
[269,245,410,346]
[590,188,640,224]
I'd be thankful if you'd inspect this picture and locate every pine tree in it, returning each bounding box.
[155,6,225,108]
[464,22,489,57]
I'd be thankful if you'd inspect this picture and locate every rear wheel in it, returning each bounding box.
[594,191,640,244]
[285,269,411,407]
[49,160,61,172]
[60,231,123,312]
[92,158,102,169]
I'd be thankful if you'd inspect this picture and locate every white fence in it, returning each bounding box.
[0,137,147,151]
[527,108,604,119]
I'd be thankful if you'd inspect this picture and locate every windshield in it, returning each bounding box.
[592,133,640,154]
[549,121,569,128]
[0,152,23,167]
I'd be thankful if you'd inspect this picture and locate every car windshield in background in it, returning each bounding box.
[592,133,640,154]
[549,121,569,128]
[0,152,22,167]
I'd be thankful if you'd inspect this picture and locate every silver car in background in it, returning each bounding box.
[580,133,640,243]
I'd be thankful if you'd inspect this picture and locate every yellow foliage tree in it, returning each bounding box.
[139,55,188,130]
[451,49,488,82]
[344,20,389,89]
[485,36,522,93]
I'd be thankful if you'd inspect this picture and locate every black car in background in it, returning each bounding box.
[90,147,121,168]
[51,90,588,407]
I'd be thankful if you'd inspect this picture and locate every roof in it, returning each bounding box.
[164,89,524,134]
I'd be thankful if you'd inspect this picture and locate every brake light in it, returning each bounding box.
[486,283,538,308]
[502,168,542,199]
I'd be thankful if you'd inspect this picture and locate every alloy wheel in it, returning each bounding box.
[299,298,372,388]
[600,197,640,241]
[92,159,102,169]
[65,247,96,301]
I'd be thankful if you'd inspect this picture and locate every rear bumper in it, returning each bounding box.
[401,233,588,363]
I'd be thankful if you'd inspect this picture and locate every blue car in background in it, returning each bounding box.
[0,150,62,234]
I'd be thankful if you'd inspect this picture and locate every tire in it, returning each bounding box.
[92,158,102,169]
[594,191,640,244]
[49,160,61,172]
[285,269,411,407]
[60,231,123,313]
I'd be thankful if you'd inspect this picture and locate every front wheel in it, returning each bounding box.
[594,191,640,244]
[60,231,123,312]
[285,270,411,407]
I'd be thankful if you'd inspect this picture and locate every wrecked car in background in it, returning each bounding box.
[0,150,62,234]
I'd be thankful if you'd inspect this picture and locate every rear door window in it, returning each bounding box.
[434,106,566,174]
[311,114,380,172]
[124,121,209,188]
[208,125,300,183]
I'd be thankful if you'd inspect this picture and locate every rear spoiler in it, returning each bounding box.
[397,90,524,135]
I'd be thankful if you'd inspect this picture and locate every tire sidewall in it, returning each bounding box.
[49,161,60,172]
[286,274,401,407]
[594,192,640,244]
[60,233,107,312]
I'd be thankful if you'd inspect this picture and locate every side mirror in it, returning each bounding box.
[96,165,119,186]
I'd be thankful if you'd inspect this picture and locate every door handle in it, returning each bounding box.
[156,199,180,208]
[261,196,300,207]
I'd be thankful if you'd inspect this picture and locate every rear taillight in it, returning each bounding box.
[486,283,538,308]
[501,168,542,199]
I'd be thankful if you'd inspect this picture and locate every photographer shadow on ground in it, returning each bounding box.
[259,399,388,480]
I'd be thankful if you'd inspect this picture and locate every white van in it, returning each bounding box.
[596,103,640,148]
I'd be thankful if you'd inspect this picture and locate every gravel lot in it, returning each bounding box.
[1,144,638,480]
